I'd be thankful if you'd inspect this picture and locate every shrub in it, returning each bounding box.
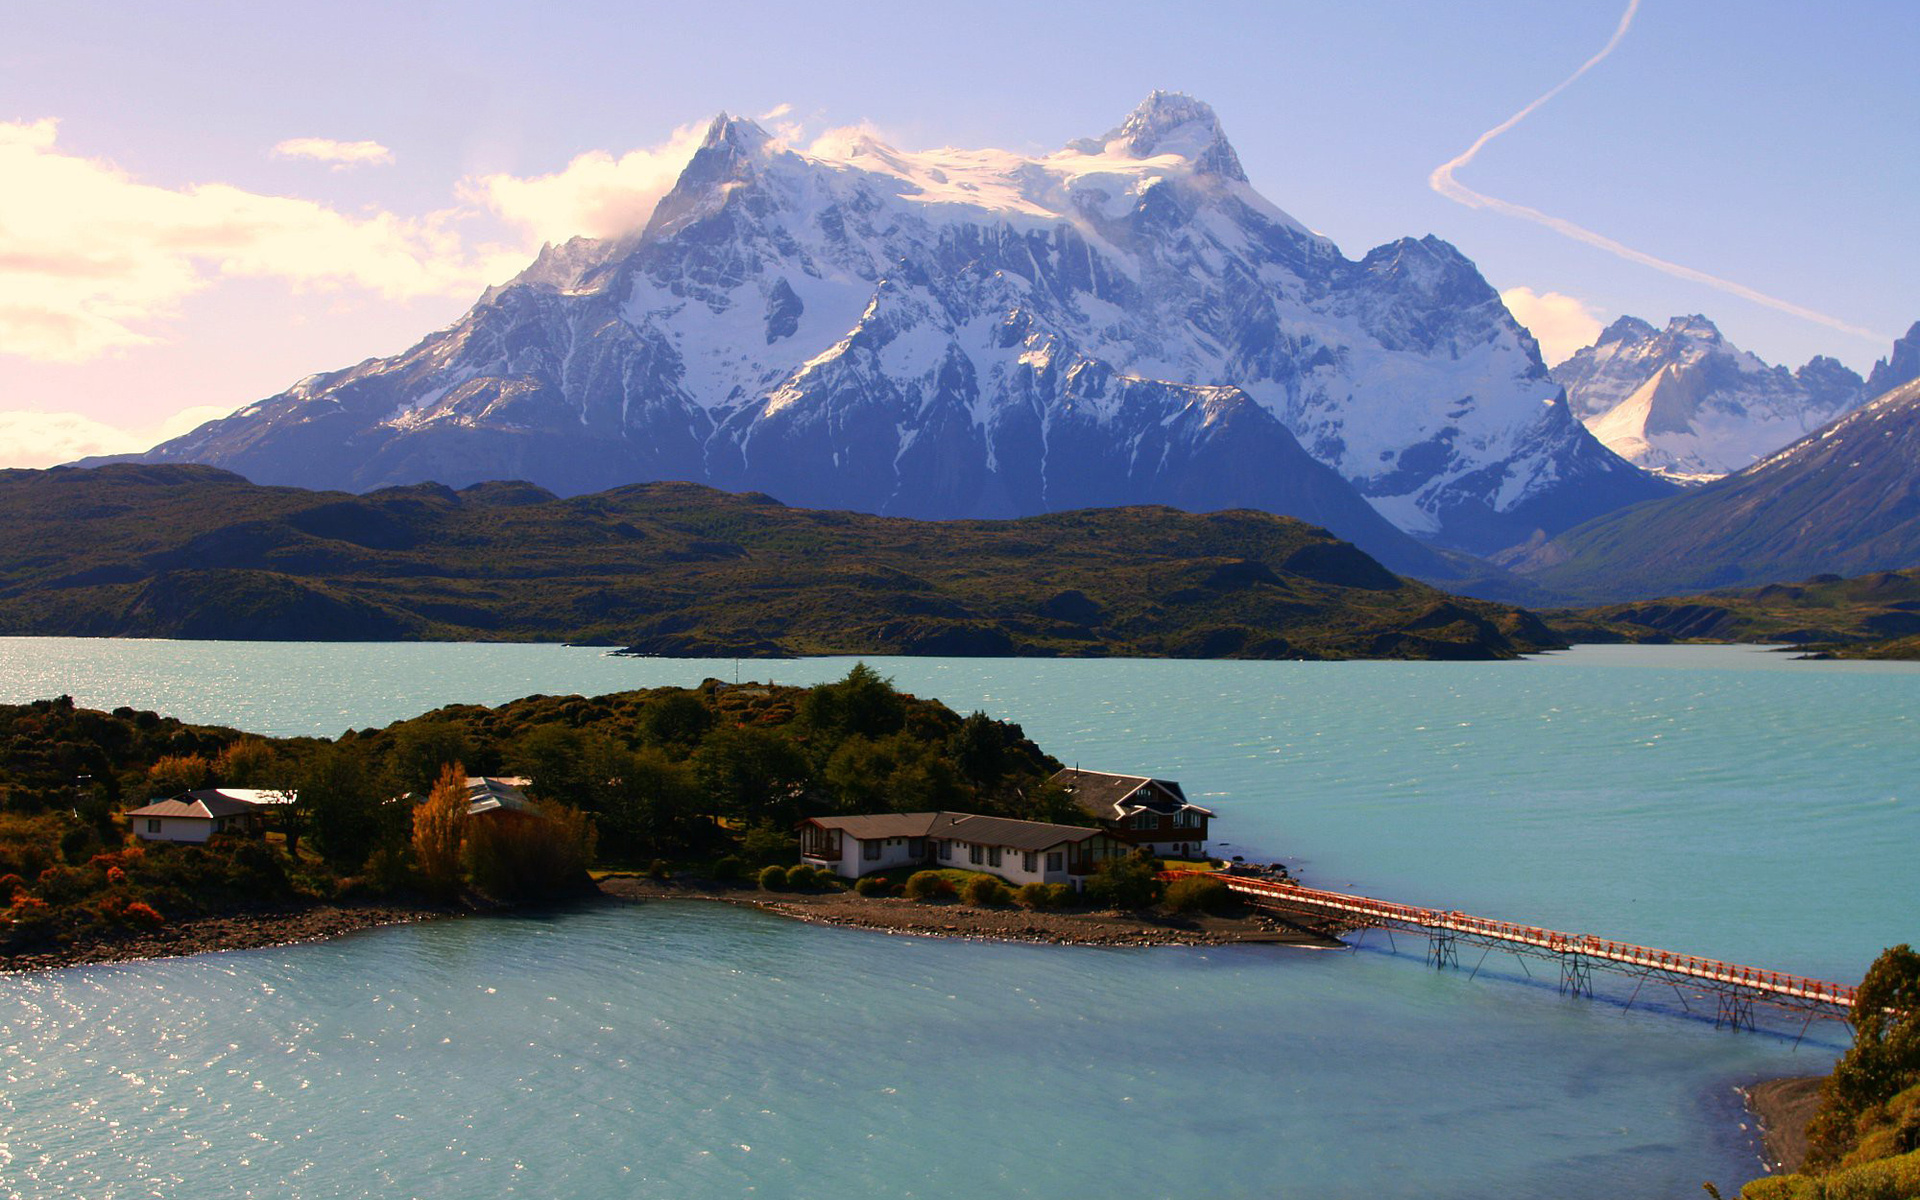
[1085,851,1165,911]
[1163,876,1232,915]
[708,855,748,883]
[462,804,597,901]
[1045,883,1078,909]
[758,864,790,891]
[122,900,164,929]
[903,870,953,901]
[647,859,671,880]
[963,875,1010,907]
[105,865,127,886]
[854,876,890,897]
[785,864,820,891]
[60,825,101,864]
[741,825,797,865]
[1014,882,1052,910]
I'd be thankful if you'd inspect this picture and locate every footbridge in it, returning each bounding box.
[1186,872,1859,1032]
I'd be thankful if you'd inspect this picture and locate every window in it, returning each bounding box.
[987,847,1002,867]
[969,844,983,865]
[907,838,924,857]
[863,839,882,861]
[1129,812,1157,830]
[146,819,161,834]
[1175,810,1200,828]
[1022,852,1038,872]
[1046,852,1063,871]
[938,840,952,861]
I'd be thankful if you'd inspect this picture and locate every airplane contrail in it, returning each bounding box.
[1429,0,1884,343]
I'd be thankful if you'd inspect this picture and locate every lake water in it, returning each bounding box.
[2,639,1916,1197]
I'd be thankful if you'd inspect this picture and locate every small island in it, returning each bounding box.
[0,665,1332,973]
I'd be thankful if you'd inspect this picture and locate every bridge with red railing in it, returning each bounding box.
[1176,871,1859,1030]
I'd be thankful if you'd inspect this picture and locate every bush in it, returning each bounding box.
[1163,875,1231,915]
[963,875,1010,907]
[758,864,790,891]
[647,858,672,880]
[1045,883,1078,909]
[1085,851,1165,911]
[708,855,748,883]
[60,825,101,865]
[122,900,164,929]
[786,864,820,891]
[462,804,597,901]
[1014,882,1052,910]
[903,870,953,901]
[741,825,797,865]
[854,875,890,897]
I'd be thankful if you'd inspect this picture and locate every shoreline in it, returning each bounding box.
[1,873,1345,976]
[595,875,1351,947]
[1740,1075,1827,1174]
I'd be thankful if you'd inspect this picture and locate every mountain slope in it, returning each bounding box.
[1510,376,1920,601]
[1553,315,1865,482]
[119,93,1664,562]
[0,464,1558,660]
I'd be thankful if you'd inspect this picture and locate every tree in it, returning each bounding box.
[1806,944,1920,1167]
[1023,779,1085,826]
[1085,850,1165,911]
[297,744,383,872]
[146,753,211,797]
[213,739,277,787]
[801,663,906,740]
[695,725,811,827]
[411,763,470,894]
[389,720,474,800]
[514,724,584,803]
[462,801,595,900]
[640,692,713,751]
[949,711,1008,786]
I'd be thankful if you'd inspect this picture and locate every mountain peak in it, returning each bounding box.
[700,112,773,154]
[1665,314,1723,341]
[1597,315,1657,346]
[1072,91,1247,182]
[1867,320,1920,398]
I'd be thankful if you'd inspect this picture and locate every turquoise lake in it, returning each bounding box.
[2,639,1916,1197]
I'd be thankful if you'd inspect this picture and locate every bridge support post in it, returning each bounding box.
[1560,953,1593,998]
[1716,990,1757,1032]
[1427,931,1458,970]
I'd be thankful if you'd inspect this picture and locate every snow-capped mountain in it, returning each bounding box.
[127,93,1664,561]
[1866,321,1920,398]
[1554,315,1866,483]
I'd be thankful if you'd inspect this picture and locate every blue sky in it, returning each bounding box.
[0,0,1913,465]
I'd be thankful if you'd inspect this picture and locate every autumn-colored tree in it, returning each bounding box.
[145,753,211,797]
[213,739,277,787]
[411,763,470,894]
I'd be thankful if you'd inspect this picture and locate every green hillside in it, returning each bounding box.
[0,464,1558,660]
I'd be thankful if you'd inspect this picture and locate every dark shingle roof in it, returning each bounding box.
[802,811,1102,852]
[1049,768,1213,819]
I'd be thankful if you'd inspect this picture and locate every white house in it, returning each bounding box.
[798,812,1129,887]
[127,790,271,843]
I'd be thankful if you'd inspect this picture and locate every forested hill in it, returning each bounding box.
[0,464,1558,660]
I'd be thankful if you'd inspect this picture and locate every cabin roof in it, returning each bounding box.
[802,811,1103,851]
[1049,768,1214,819]
[127,791,262,820]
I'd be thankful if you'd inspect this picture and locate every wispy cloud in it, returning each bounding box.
[1430,0,1883,344]
[272,136,396,168]
[0,119,522,363]
[0,403,233,468]
[1501,287,1604,366]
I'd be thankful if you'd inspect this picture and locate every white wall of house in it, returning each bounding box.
[1135,838,1209,859]
[846,835,924,876]
[937,839,1079,886]
[134,816,213,843]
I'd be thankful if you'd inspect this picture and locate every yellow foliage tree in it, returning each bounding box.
[146,754,211,797]
[411,763,469,893]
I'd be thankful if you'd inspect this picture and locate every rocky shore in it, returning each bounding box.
[595,875,1348,947]
[1742,1075,1826,1173]
[0,901,458,974]
[0,875,1344,975]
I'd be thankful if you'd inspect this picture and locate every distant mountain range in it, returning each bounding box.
[1551,566,1920,653]
[99,93,1664,568]
[1508,373,1920,601]
[1553,315,1869,483]
[0,463,1560,660]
